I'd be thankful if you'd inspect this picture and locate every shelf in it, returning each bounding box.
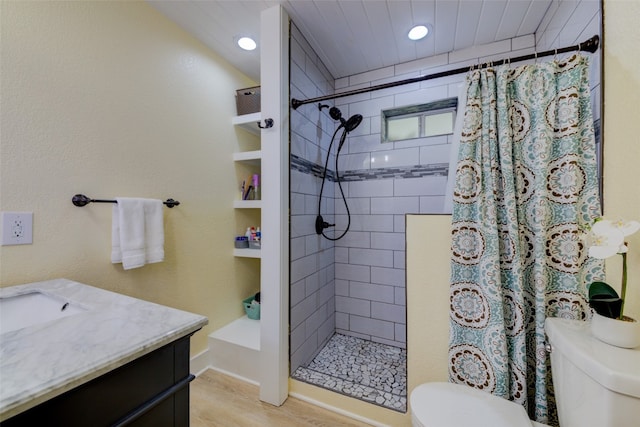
[233,150,262,166]
[232,112,262,135]
[234,200,262,209]
[234,248,261,258]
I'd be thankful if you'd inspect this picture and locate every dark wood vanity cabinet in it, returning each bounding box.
[2,333,196,427]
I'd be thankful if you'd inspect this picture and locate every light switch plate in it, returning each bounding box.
[1,212,33,245]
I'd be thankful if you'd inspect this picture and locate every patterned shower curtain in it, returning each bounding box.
[448,54,603,425]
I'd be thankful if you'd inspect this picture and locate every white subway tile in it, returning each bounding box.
[395,324,407,343]
[318,281,334,306]
[371,147,420,169]
[349,248,394,267]
[420,143,454,164]
[350,95,395,118]
[394,85,449,108]
[372,302,406,324]
[335,262,371,282]
[349,315,395,340]
[290,192,305,216]
[372,266,405,287]
[290,236,306,261]
[336,312,349,330]
[290,323,306,353]
[335,246,349,263]
[334,230,371,248]
[335,197,370,215]
[336,296,371,317]
[394,214,406,233]
[394,175,447,196]
[338,152,371,171]
[371,197,419,215]
[344,214,394,232]
[350,281,395,303]
[348,179,393,197]
[371,232,405,250]
[290,294,317,329]
[305,272,319,296]
[395,287,406,305]
[291,279,306,306]
[394,250,405,269]
[291,253,318,283]
[347,136,383,157]
[335,279,349,296]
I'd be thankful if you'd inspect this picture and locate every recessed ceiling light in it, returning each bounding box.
[237,37,257,51]
[408,25,429,41]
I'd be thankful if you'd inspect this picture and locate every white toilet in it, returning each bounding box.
[410,318,640,427]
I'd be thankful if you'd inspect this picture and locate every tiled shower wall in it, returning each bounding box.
[289,0,601,372]
[289,23,338,372]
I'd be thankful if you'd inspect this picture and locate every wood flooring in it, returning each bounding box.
[190,369,372,427]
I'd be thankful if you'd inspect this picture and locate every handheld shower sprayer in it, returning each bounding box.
[315,103,363,240]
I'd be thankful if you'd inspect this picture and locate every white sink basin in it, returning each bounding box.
[0,291,87,334]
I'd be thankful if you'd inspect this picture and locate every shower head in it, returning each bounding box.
[328,106,362,133]
[344,114,363,132]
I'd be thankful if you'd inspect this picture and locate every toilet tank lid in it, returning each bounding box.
[411,383,533,427]
[545,318,640,398]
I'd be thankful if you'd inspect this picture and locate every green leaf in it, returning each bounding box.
[588,281,619,299]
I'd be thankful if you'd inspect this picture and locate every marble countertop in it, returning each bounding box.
[0,278,208,421]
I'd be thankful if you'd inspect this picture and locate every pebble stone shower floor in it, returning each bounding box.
[291,333,407,412]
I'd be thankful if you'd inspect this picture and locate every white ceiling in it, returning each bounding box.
[149,0,556,81]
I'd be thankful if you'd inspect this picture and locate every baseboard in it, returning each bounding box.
[288,391,391,427]
[207,365,260,386]
[190,348,210,377]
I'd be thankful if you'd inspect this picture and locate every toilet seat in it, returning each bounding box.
[410,382,548,427]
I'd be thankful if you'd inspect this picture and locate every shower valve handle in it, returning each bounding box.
[315,215,334,235]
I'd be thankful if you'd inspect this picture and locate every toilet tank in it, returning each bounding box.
[545,318,640,427]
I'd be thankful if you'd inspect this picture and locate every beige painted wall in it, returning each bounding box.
[0,1,260,355]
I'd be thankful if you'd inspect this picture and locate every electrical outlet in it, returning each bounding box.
[1,212,33,246]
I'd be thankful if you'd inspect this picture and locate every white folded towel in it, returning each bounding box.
[111,198,164,270]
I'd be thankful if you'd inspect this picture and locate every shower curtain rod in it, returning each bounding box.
[291,34,599,110]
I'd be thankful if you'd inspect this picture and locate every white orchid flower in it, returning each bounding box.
[588,220,630,259]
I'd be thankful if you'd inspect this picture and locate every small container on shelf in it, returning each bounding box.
[235,236,249,248]
[243,293,261,320]
[235,86,261,115]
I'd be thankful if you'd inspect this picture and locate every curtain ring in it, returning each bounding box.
[578,42,582,51]
[554,48,558,61]
[534,51,538,62]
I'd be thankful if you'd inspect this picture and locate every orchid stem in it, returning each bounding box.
[619,251,628,320]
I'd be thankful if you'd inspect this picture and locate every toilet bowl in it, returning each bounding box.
[411,318,640,427]
[410,382,548,427]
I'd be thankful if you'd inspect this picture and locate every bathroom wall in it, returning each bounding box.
[289,23,339,372]
[0,1,258,355]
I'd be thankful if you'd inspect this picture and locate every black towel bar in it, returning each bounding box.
[72,194,180,208]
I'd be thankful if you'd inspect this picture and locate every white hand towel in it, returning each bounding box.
[111,198,164,270]
[143,199,164,265]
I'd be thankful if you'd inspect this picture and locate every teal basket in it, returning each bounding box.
[243,296,260,320]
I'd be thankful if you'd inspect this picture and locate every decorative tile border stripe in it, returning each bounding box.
[291,154,448,182]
